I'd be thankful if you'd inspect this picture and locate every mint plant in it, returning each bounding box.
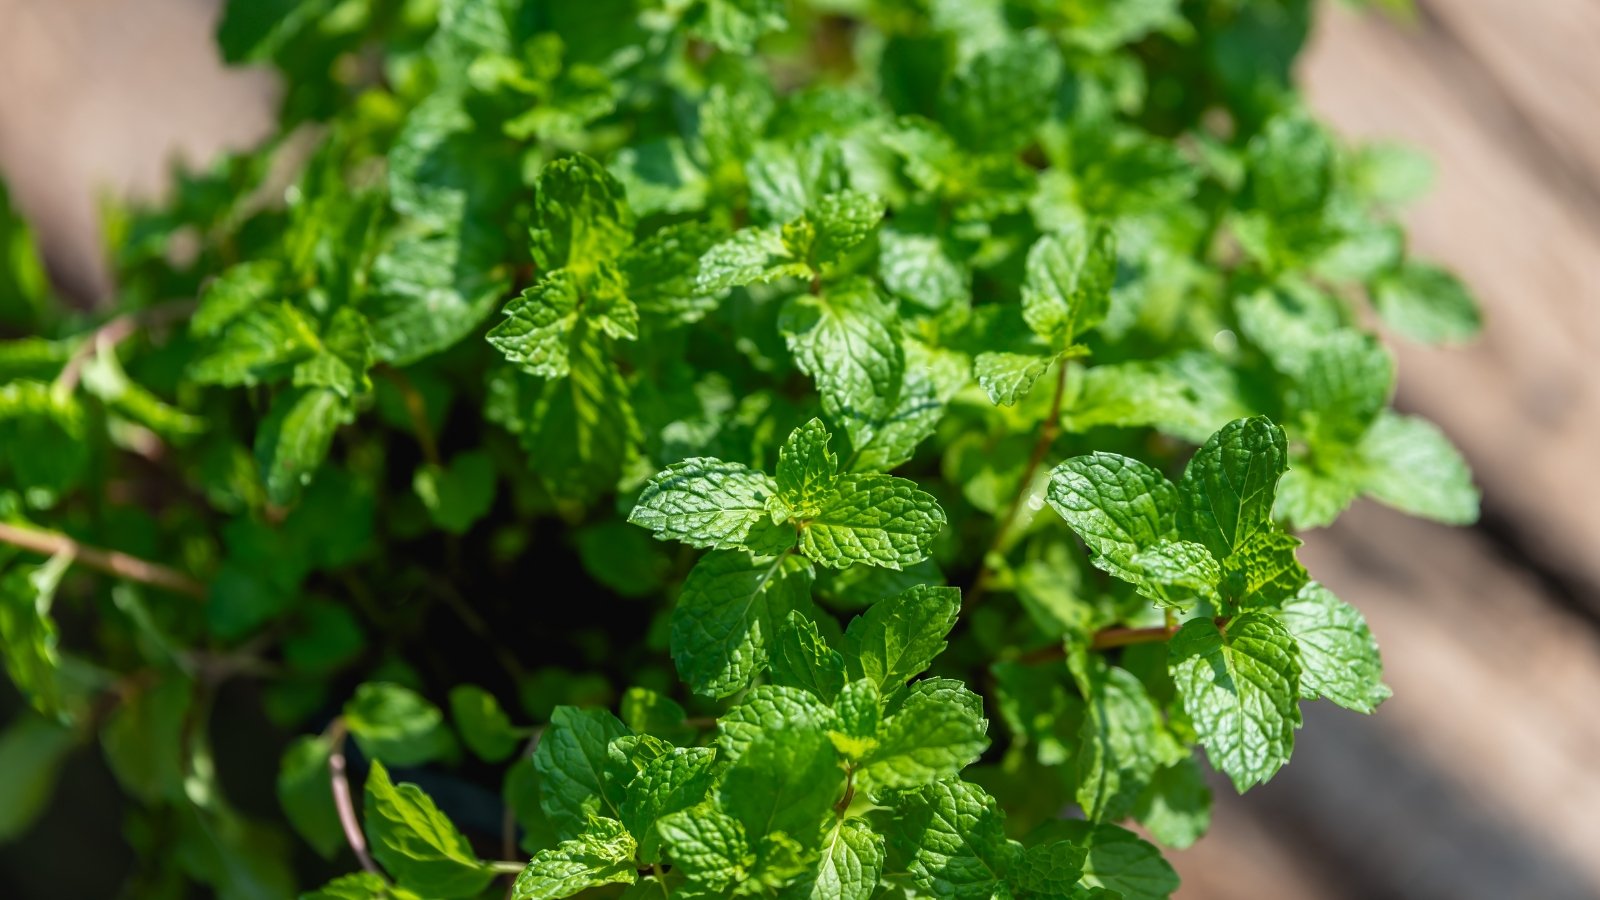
[0,0,1480,897]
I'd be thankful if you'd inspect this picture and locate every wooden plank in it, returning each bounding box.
[1299,4,1600,599]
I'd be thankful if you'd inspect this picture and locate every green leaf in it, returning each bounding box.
[1128,540,1221,608]
[449,685,522,762]
[779,279,905,445]
[657,804,752,890]
[344,682,452,767]
[879,228,970,312]
[808,190,884,264]
[1075,661,1180,823]
[692,0,788,53]
[1133,757,1213,850]
[293,307,375,398]
[0,712,75,842]
[255,387,351,507]
[718,710,843,850]
[486,272,582,379]
[1175,417,1287,561]
[1036,821,1179,900]
[189,302,321,387]
[621,221,724,324]
[414,451,497,535]
[1218,530,1308,608]
[861,678,989,790]
[0,556,72,721]
[769,610,848,703]
[1357,410,1479,525]
[1022,224,1117,347]
[694,227,805,293]
[0,382,88,494]
[629,459,781,551]
[779,818,885,900]
[513,816,638,900]
[533,706,632,838]
[530,154,634,273]
[364,761,494,899]
[1373,261,1481,344]
[882,779,1018,898]
[1168,614,1300,792]
[1279,582,1390,713]
[974,351,1055,408]
[520,330,635,507]
[798,473,945,570]
[620,746,717,863]
[940,31,1063,153]
[839,584,961,690]
[1010,838,1088,896]
[1295,331,1393,450]
[1047,452,1178,585]
[302,872,421,900]
[193,260,282,337]
[669,550,815,698]
[775,417,839,515]
[717,685,835,762]
[277,735,342,858]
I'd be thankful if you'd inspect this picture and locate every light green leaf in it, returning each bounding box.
[769,610,847,703]
[879,228,969,312]
[779,818,884,900]
[669,551,815,699]
[292,307,375,398]
[1357,410,1479,525]
[808,190,884,264]
[1295,330,1393,449]
[622,221,725,324]
[189,302,321,387]
[0,381,88,494]
[861,678,989,790]
[718,710,843,848]
[620,746,717,863]
[1218,530,1307,608]
[779,279,905,445]
[1037,821,1179,900]
[657,804,752,890]
[1279,582,1390,713]
[1168,614,1300,792]
[533,706,632,839]
[1022,224,1117,347]
[486,272,581,378]
[1047,452,1178,584]
[193,260,282,337]
[1075,661,1180,823]
[1009,838,1088,896]
[799,473,945,570]
[940,30,1063,153]
[513,816,638,900]
[630,459,782,551]
[1274,465,1363,531]
[974,351,1055,408]
[0,556,72,721]
[839,584,961,691]
[530,154,634,273]
[449,685,522,762]
[1129,540,1220,608]
[520,330,635,507]
[1373,261,1481,345]
[717,685,836,763]
[882,779,1018,898]
[1133,757,1212,850]
[302,871,422,900]
[775,417,839,515]
[255,387,351,507]
[364,761,494,899]
[344,682,452,767]
[695,227,804,293]
[692,0,788,53]
[1175,417,1287,561]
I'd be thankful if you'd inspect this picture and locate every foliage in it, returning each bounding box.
[0,0,1477,896]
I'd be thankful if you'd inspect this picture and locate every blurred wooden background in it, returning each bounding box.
[0,1,1597,897]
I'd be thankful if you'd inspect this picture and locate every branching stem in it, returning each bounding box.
[325,718,383,877]
[0,521,207,599]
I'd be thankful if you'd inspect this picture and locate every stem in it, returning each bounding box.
[377,366,442,467]
[54,300,197,397]
[0,521,207,599]
[1090,624,1179,650]
[487,861,527,874]
[833,764,856,815]
[325,718,383,876]
[965,360,1068,608]
[653,862,670,896]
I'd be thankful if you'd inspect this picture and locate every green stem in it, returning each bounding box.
[965,359,1068,607]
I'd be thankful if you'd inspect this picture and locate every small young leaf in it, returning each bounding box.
[448,685,522,762]
[513,816,638,900]
[1373,261,1482,345]
[1175,417,1287,561]
[839,584,961,690]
